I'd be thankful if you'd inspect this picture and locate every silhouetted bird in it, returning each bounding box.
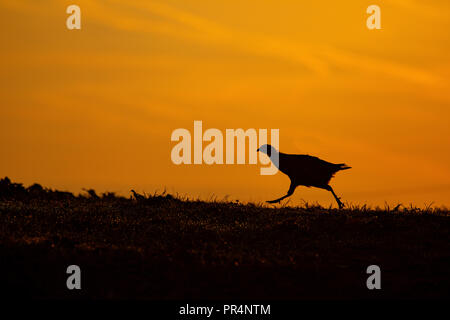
[257,144,351,208]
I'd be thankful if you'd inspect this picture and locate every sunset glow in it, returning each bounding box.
[1,0,449,207]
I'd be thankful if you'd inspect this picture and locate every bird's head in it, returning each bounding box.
[257,144,277,157]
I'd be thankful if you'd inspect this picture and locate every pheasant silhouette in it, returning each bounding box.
[257,144,351,208]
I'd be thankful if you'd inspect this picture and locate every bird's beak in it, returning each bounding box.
[257,148,260,152]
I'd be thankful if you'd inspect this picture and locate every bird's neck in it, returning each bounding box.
[268,150,280,169]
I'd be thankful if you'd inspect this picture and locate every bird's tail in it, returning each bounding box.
[337,163,351,171]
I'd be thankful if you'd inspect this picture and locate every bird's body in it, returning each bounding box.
[277,153,350,188]
[257,144,351,208]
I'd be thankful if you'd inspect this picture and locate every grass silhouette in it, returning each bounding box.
[0,177,449,299]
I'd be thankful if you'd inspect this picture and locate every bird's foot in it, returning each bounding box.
[267,199,281,204]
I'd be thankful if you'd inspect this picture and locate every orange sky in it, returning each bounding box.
[1,0,449,207]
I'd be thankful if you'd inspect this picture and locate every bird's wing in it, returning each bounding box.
[279,153,340,178]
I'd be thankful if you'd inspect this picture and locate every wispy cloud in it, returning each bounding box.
[81,0,441,85]
[2,0,440,85]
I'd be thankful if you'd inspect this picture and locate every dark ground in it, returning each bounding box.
[0,178,449,300]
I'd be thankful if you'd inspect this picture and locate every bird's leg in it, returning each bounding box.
[327,185,344,209]
[267,182,296,204]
